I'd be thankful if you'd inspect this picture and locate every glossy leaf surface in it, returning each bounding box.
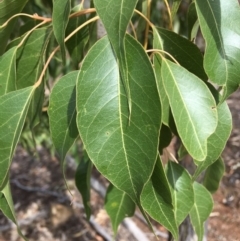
[77,35,161,205]
[105,184,135,234]
[166,162,194,226]
[49,71,78,161]
[52,0,70,63]
[0,86,34,188]
[0,47,17,96]
[195,0,240,99]
[141,157,178,240]
[161,59,218,161]
[203,157,225,193]
[190,182,213,241]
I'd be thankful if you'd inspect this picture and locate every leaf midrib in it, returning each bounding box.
[114,192,126,229]
[1,87,34,186]
[199,0,228,83]
[163,60,205,159]
[118,72,137,201]
[151,184,177,238]
[4,48,17,94]
[169,164,178,223]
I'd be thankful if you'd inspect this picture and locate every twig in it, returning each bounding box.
[0,211,47,232]
[89,216,112,241]
[163,0,172,29]
[34,15,99,89]
[90,177,107,197]
[123,218,150,241]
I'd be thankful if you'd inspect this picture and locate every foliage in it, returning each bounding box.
[0,0,239,240]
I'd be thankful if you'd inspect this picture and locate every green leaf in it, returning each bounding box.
[159,124,172,154]
[0,180,15,219]
[7,27,52,89]
[170,0,182,22]
[94,0,138,114]
[135,0,147,42]
[52,0,71,63]
[153,27,170,126]
[161,59,218,161]
[153,53,170,125]
[105,184,135,235]
[27,81,45,129]
[153,27,207,81]
[194,99,232,178]
[195,0,240,100]
[75,151,92,220]
[94,0,137,60]
[166,162,194,226]
[66,4,89,69]
[49,71,78,161]
[0,86,34,188]
[187,2,198,40]
[49,71,78,193]
[86,0,97,49]
[203,157,225,194]
[141,156,178,240]
[0,47,17,96]
[190,182,213,241]
[153,26,207,127]
[19,19,37,36]
[0,0,29,55]
[77,35,161,206]
[7,27,52,128]
[0,180,26,240]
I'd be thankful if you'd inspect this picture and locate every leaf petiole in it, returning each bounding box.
[163,0,172,29]
[146,49,180,65]
[134,9,154,29]
[0,13,51,29]
[17,21,49,48]
[34,15,99,89]
[69,8,96,18]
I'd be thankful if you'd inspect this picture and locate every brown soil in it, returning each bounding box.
[208,91,240,241]
[0,91,239,241]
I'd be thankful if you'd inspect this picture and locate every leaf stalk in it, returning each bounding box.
[34,16,99,89]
